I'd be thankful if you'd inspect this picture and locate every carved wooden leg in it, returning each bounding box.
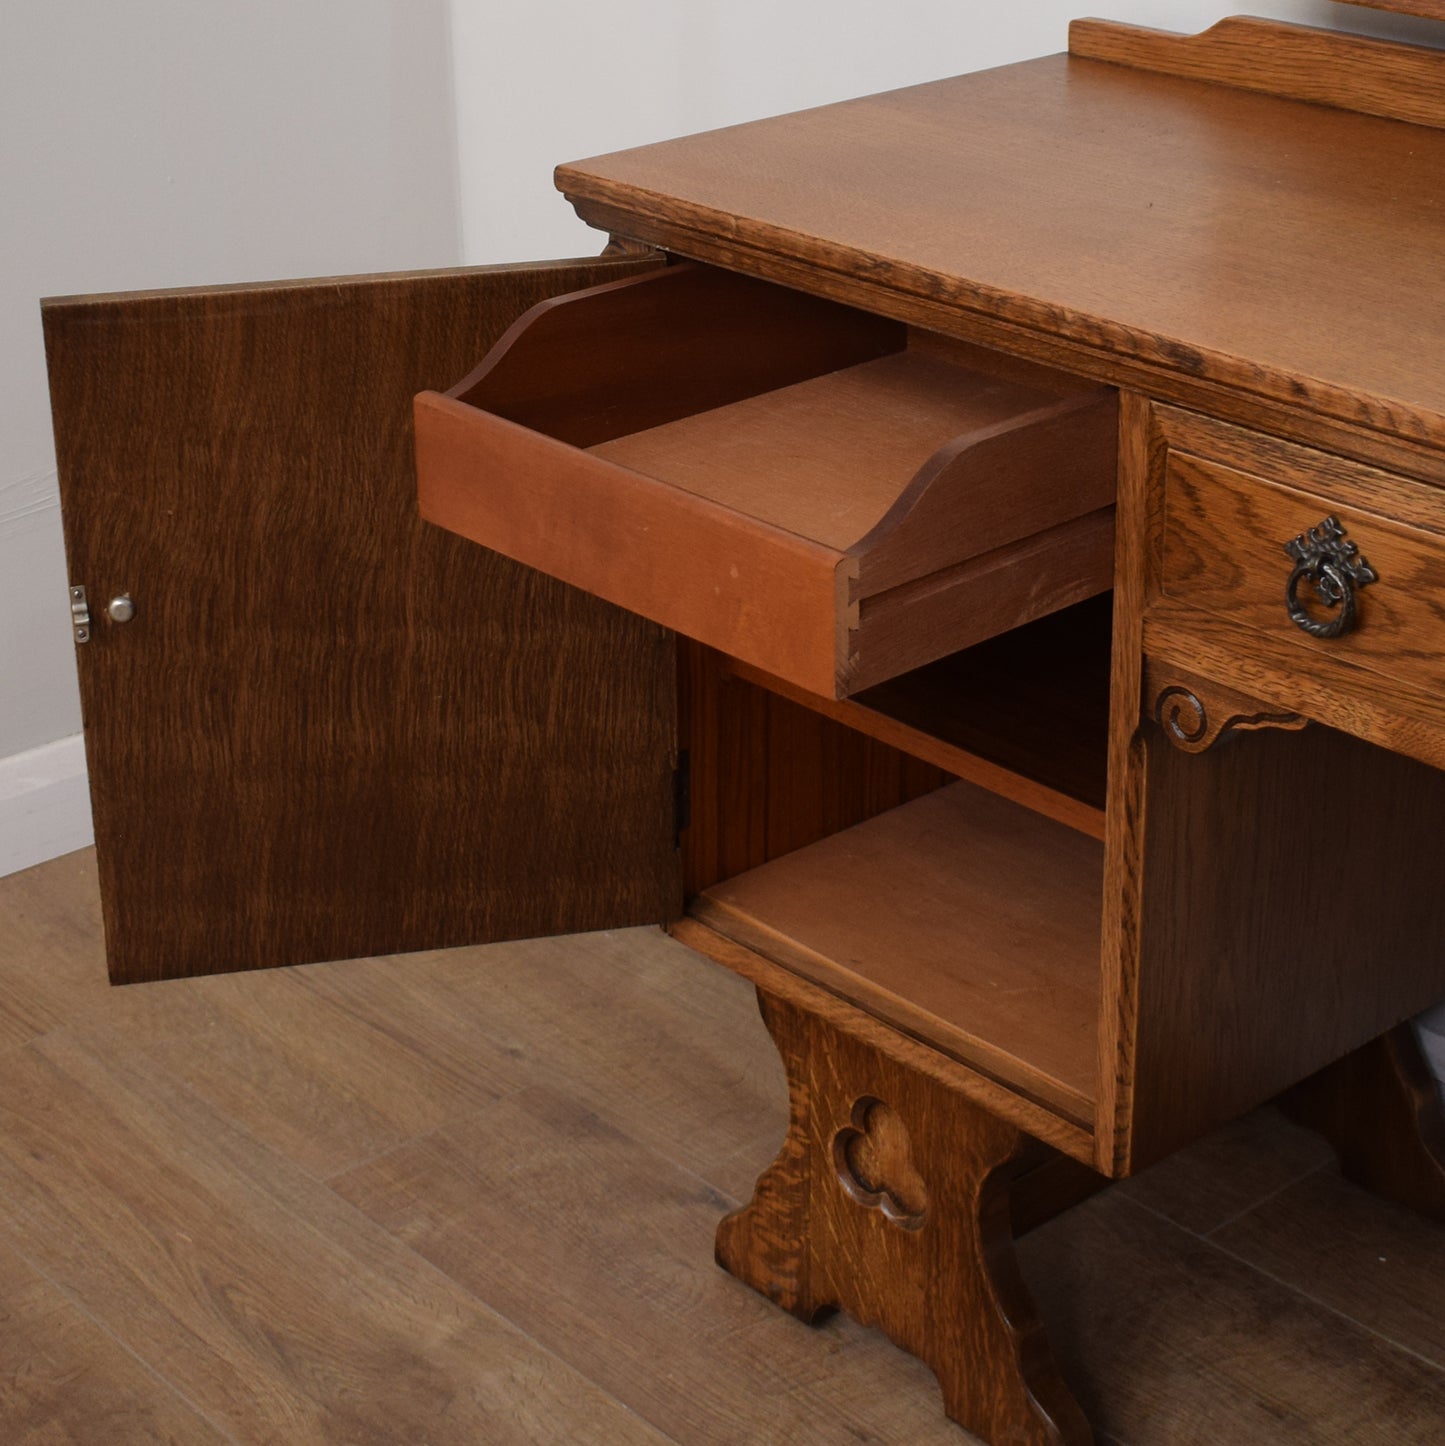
[717,988,1091,1445]
[1281,1022,1445,1220]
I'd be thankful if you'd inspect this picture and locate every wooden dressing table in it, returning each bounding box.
[43,9,1445,1441]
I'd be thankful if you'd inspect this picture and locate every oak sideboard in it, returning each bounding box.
[44,11,1445,1441]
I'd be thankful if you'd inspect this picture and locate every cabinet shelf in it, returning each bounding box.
[721,594,1112,839]
[690,779,1103,1126]
[416,263,1117,698]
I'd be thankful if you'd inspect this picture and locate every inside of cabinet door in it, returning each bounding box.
[44,257,680,983]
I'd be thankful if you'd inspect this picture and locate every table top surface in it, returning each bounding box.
[557,50,1445,451]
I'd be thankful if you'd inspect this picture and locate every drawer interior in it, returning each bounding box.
[416,263,1118,699]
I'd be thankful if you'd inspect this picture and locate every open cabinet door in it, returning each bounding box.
[43,257,681,983]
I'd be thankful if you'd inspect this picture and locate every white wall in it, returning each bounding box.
[448,0,1438,266]
[0,0,461,874]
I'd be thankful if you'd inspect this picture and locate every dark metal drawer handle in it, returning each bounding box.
[1283,516,1377,640]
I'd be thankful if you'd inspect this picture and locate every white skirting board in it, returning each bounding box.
[0,734,94,879]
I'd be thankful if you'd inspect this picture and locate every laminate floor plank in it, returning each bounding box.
[0,1232,231,1445]
[308,927,790,1200]
[0,1029,670,1445]
[1213,1165,1445,1369]
[1017,1190,1445,1443]
[64,961,527,1180]
[1112,1105,1334,1235]
[0,852,109,1053]
[332,1083,963,1446]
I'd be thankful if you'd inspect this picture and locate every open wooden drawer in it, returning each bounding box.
[416,264,1118,698]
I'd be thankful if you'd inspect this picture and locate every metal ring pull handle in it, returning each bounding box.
[1285,559,1358,639]
[1282,516,1376,640]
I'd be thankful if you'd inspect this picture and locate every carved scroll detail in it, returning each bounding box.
[1147,661,1307,754]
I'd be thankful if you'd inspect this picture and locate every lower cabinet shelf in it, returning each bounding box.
[688,779,1102,1131]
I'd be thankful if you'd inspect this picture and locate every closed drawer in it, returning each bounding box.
[1148,405,1445,750]
[416,263,1117,699]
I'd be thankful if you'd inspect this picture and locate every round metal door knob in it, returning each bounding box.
[107,594,136,624]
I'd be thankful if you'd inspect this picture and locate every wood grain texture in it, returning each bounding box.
[716,987,1092,1444]
[69,958,527,1181]
[1160,449,1445,709]
[304,924,792,1207]
[1212,1155,1445,1371]
[692,781,1103,1128]
[1095,393,1153,1177]
[1018,1188,1445,1443]
[448,261,901,447]
[43,258,680,983]
[669,918,1095,1162]
[1155,403,1445,535]
[1145,600,1445,773]
[0,1029,674,1444]
[332,1082,970,1446]
[849,593,1112,821]
[1070,16,1445,129]
[851,506,1115,692]
[1282,1024,1445,1220]
[558,55,1445,449]
[427,263,900,697]
[852,386,1117,597]
[1110,395,1445,1172]
[577,186,1445,499]
[0,1234,228,1444]
[590,355,1114,599]
[723,600,1109,841]
[422,270,1117,698]
[1144,658,1306,755]
[1113,1105,1332,1237]
[418,386,850,696]
[0,851,110,1054]
[590,351,1069,559]
[1124,721,1445,1172]
[9,852,1442,1441]
[1145,402,1445,766]
[677,638,949,895]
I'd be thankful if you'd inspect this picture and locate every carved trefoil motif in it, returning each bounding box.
[833,1096,930,1229]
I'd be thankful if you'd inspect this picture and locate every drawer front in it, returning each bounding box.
[1149,407,1445,726]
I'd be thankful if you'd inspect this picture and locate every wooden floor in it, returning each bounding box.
[2,851,1444,1444]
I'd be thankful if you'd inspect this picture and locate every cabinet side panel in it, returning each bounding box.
[1125,722,1445,1170]
[44,257,681,982]
[678,641,947,897]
